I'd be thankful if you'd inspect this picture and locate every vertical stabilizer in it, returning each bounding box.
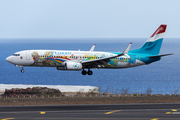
[129,24,167,55]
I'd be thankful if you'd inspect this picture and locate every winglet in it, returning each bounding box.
[90,44,96,52]
[123,42,132,54]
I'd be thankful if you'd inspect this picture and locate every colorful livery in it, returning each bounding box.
[6,25,172,75]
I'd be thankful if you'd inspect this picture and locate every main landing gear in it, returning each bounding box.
[81,69,93,75]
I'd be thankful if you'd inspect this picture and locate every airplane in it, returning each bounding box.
[6,24,173,75]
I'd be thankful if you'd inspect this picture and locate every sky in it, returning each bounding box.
[0,0,180,38]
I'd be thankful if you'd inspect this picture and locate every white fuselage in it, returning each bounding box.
[6,50,145,69]
[5,24,168,75]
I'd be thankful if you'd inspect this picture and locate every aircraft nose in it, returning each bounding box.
[6,56,13,63]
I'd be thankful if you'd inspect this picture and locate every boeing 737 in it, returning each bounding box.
[6,24,173,75]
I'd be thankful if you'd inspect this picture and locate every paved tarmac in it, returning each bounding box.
[0,103,180,120]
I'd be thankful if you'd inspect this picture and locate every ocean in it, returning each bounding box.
[0,38,179,94]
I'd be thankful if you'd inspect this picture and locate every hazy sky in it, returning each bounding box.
[0,0,180,38]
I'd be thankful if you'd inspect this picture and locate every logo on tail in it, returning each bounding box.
[129,24,167,55]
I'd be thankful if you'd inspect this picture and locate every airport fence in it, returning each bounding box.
[0,93,171,99]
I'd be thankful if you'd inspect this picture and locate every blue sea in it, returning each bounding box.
[0,38,179,94]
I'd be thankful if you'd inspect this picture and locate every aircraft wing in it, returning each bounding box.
[82,43,132,67]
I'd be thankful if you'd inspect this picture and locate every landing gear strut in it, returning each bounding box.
[81,69,93,75]
[15,65,24,73]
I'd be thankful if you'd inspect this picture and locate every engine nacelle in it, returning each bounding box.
[65,62,82,71]
[66,62,82,70]
[57,62,82,71]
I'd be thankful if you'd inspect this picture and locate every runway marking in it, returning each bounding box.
[150,118,159,120]
[172,112,180,114]
[166,112,171,114]
[40,112,46,114]
[166,109,179,114]
[1,118,14,120]
[105,110,121,114]
[171,109,177,112]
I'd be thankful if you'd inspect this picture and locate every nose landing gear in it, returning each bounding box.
[15,65,24,73]
[21,68,24,73]
[81,69,93,75]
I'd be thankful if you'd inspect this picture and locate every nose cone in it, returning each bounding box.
[6,56,13,64]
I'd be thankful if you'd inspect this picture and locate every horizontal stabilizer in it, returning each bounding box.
[149,53,173,58]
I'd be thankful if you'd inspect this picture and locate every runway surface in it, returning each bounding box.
[1,103,180,120]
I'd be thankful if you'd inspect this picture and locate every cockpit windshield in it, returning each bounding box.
[12,54,20,56]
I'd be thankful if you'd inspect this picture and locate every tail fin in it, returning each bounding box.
[129,24,167,55]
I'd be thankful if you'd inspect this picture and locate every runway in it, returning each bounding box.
[0,103,180,120]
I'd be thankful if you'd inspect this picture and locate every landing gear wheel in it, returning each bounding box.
[81,70,86,75]
[21,69,24,73]
[88,70,93,75]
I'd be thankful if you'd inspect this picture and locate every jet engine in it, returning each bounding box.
[57,62,82,71]
[65,62,82,70]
